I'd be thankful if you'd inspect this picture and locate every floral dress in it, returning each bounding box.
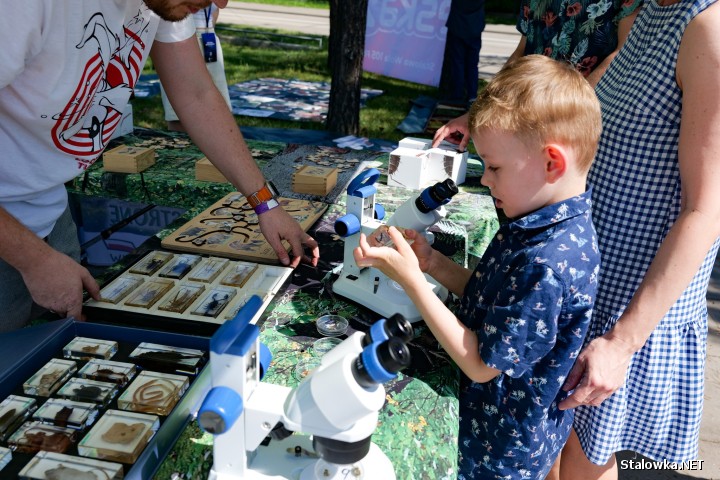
[457,192,600,479]
[517,0,643,76]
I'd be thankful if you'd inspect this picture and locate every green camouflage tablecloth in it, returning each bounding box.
[67,129,499,479]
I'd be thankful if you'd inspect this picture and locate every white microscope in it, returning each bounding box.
[197,295,413,480]
[333,168,459,322]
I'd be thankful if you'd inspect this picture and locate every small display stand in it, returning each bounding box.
[292,165,338,195]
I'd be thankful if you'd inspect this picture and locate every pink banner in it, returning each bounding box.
[364,0,451,87]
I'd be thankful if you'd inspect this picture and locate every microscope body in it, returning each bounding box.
[333,168,458,323]
[198,295,410,480]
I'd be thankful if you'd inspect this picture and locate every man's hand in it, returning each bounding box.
[432,112,471,151]
[20,249,100,320]
[258,207,319,268]
[558,333,635,410]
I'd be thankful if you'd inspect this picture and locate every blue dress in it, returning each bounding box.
[457,192,600,479]
[576,0,720,465]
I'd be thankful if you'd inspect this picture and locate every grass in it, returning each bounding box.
[134,25,448,145]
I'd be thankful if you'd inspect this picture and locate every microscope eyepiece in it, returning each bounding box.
[377,337,411,373]
[364,313,413,347]
[416,178,459,213]
[353,338,411,388]
[386,313,413,343]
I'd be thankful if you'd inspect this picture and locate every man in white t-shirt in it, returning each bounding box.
[0,0,319,331]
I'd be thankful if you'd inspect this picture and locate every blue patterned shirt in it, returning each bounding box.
[457,190,600,479]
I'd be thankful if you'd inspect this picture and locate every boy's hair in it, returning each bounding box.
[468,55,602,172]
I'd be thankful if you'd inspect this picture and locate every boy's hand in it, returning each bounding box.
[401,228,436,274]
[354,226,424,285]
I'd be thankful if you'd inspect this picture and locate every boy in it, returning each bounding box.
[353,55,602,479]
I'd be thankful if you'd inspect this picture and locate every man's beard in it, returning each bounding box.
[144,0,211,22]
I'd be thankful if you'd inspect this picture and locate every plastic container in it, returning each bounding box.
[312,337,342,357]
[315,315,348,337]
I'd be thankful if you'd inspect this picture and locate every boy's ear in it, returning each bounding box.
[543,144,567,184]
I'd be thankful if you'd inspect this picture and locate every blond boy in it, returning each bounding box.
[354,55,602,479]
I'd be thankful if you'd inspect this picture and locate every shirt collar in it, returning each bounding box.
[507,188,593,233]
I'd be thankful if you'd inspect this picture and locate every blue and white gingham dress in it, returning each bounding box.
[575,0,720,465]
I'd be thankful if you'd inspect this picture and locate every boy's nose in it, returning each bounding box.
[480,174,491,189]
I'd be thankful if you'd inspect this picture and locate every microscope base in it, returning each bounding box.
[334,271,447,323]
[209,434,394,479]
[299,442,395,480]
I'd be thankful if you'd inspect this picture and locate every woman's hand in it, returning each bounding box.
[559,331,636,409]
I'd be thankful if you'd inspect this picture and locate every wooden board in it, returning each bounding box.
[161,192,327,263]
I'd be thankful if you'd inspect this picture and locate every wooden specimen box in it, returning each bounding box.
[103,145,156,173]
[195,157,229,183]
[292,165,338,195]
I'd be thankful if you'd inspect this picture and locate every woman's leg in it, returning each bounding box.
[560,428,618,480]
[545,454,561,480]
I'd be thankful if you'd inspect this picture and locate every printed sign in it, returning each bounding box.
[363,0,451,86]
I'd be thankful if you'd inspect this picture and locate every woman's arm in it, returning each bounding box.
[560,2,720,409]
[586,5,641,87]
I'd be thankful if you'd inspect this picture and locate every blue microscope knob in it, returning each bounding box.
[198,386,243,435]
[346,168,380,196]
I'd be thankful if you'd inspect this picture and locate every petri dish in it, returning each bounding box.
[312,337,342,357]
[293,358,322,382]
[316,315,348,337]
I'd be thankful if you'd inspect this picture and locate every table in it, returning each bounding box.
[68,129,499,479]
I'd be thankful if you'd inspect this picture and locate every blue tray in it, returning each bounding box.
[0,319,211,479]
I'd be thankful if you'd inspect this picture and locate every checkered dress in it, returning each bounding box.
[575,0,720,465]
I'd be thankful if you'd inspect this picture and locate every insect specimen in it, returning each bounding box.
[124,279,173,308]
[192,288,236,317]
[158,284,204,313]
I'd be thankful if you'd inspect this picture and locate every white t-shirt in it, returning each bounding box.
[0,1,195,237]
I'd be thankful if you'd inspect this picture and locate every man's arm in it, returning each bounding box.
[151,38,318,267]
[585,5,641,87]
[0,207,100,319]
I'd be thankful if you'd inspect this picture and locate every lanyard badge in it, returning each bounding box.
[201,32,218,63]
[200,7,217,63]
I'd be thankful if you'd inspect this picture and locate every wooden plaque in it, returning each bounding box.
[160,192,327,263]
